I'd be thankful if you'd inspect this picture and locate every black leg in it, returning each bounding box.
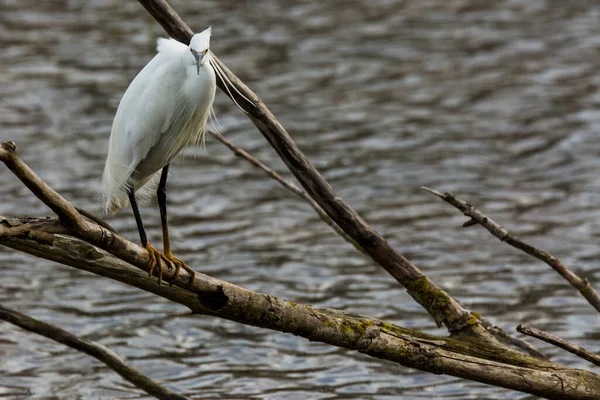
[127,180,148,246]
[155,164,196,285]
[157,164,171,256]
[127,178,172,285]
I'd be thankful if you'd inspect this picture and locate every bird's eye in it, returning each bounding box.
[190,49,197,55]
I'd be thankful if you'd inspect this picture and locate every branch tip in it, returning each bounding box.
[462,218,478,228]
[0,141,17,161]
[420,186,444,198]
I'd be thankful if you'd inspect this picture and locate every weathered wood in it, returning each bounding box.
[3,228,599,400]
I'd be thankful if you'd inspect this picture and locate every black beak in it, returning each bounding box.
[194,53,202,75]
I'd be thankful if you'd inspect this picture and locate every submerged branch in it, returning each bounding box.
[0,305,190,400]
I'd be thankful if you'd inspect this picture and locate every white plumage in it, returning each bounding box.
[102,27,216,214]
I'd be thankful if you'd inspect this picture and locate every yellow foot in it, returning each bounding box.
[144,242,173,286]
[164,252,196,286]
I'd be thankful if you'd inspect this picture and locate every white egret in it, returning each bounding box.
[101,27,221,285]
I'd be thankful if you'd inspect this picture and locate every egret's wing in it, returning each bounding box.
[102,39,187,212]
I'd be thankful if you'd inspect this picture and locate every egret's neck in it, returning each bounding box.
[181,54,216,109]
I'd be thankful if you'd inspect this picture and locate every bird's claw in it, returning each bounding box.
[144,242,180,285]
[164,253,196,287]
[143,243,195,287]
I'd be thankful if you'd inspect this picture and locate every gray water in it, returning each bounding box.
[1,1,599,399]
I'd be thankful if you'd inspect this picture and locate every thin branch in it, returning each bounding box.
[422,186,600,313]
[136,0,479,336]
[208,130,362,251]
[517,324,600,367]
[0,304,191,400]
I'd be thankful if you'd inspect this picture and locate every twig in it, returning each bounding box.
[0,304,190,400]
[480,321,548,360]
[422,186,600,313]
[517,324,600,367]
[137,0,478,336]
[208,130,362,251]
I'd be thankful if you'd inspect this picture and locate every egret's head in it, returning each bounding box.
[189,27,211,75]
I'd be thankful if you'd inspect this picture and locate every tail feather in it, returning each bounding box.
[101,150,162,214]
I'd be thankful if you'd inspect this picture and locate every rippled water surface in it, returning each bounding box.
[2,1,600,399]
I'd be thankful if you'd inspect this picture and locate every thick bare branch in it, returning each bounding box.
[2,140,599,398]
[518,324,600,367]
[3,228,599,400]
[0,305,190,400]
[422,186,600,313]
[136,0,479,336]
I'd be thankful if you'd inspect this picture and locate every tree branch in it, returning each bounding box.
[0,141,87,233]
[3,227,599,400]
[422,186,600,313]
[1,142,599,399]
[518,324,600,368]
[2,3,596,398]
[0,305,190,400]
[0,141,200,291]
[136,0,480,337]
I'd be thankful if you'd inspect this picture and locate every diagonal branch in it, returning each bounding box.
[0,141,87,233]
[136,0,477,336]
[517,324,600,368]
[0,305,190,400]
[422,186,600,313]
